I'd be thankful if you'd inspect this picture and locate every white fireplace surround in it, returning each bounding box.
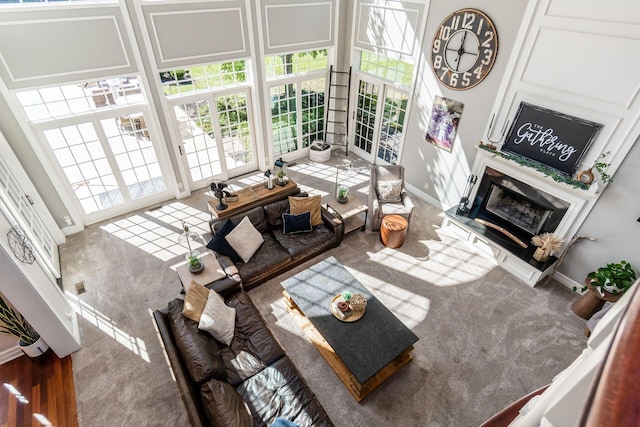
[441,146,597,286]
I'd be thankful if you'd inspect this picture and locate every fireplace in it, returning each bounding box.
[469,167,570,246]
[442,148,593,287]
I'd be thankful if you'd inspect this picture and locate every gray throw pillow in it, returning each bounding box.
[225,216,264,263]
[198,291,236,346]
[377,179,403,202]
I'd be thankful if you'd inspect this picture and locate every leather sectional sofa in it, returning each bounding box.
[154,191,343,426]
[209,195,344,290]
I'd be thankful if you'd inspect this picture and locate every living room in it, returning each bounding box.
[0,0,639,426]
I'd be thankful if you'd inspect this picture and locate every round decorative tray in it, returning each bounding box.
[330,294,365,322]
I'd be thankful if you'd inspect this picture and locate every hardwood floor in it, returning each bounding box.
[0,351,78,427]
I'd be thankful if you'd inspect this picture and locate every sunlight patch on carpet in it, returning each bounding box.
[368,229,498,287]
[66,291,150,362]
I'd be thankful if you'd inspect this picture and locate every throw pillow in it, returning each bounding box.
[206,219,241,263]
[200,378,255,427]
[289,194,322,226]
[198,291,236,346]
[225,216,264,263]
[282,212,312,234]
[377,179,403,202]
[182,280,210,322]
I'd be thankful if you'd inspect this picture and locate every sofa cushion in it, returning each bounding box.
[235,233,291,286]
[264,199,290,228]
[220,292,285,386]
[167,299,226,384]
[236,356,332,427]
[199,291,236,346]
[207,219,241,263]
[289,195,322,226]
[182,280,210,322]
[273,225,336,260]
[282,212,312,234]
[200,378,257,427]
[226,216,265,263]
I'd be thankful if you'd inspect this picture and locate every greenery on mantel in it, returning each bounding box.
[478,144,590,190]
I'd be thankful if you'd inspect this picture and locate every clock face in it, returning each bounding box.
[431,9,498,90]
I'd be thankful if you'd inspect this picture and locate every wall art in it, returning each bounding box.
[425,96,464,152]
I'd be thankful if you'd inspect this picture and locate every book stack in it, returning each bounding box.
[332,296,352,320]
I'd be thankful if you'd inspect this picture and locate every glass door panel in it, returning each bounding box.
[174,100,223,186]
[101,116,167,199]
[215,92,254,170]
[44,123,123,214]
[377,89,408,164]
[301,78,325,148]
[270,84,298,156]
[352,80,379,163]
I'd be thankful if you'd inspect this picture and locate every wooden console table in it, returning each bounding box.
[207,180,299,219]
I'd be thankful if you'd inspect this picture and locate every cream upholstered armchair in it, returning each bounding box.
[368,165,415,231]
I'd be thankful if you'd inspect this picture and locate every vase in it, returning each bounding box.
[533,247,549,262]
[19,336,49,358]
[189,262,204,274]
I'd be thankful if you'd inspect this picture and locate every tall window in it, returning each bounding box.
[161,60,257,188]
[265,49,328,158]
[15,77,172,223]
[352,50,413,164]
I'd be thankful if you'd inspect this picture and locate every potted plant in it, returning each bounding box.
[188,255,204,274]
[276,170,286,185]
[337,185,349,204]
[0,295,48,357]
[579,260,637,296]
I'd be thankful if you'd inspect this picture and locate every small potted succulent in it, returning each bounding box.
[578,260,637,296]
[337,185,349,204]
[188,255,204,274]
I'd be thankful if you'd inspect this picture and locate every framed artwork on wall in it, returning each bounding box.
[501,102,602,176]
[425,96,464,152]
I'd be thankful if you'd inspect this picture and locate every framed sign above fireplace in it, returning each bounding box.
[501,103,602,176]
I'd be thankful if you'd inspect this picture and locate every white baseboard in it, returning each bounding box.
[405,183,449,211]
[0,346,23,364]
[552,271,581,292]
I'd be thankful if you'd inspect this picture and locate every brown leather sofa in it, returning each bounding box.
[154,278,334,427]
[209,196,344,290]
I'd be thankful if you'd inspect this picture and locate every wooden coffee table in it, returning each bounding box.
[327,195,368,235]
[281,256,418,402]
[207,180,299,219]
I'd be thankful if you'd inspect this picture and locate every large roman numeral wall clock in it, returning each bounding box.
[431,9,498,90]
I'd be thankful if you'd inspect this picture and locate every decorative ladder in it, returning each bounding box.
[323,66,352,155]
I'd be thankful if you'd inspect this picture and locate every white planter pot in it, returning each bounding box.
[19,336,49,358]
[309,141,331,162]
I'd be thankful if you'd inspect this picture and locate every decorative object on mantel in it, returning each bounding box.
[474,218,528,248]
[501,102,602,177]
[0,294,48,357]
[425,96,463,152]
[478,144,590,189]
[531,233,564,262]
[456,174,477,214]
[7,225,36,264]
[577,151,613,185]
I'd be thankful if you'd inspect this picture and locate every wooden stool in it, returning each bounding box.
[380,214,408,248]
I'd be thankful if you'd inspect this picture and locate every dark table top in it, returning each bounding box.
[281,256,419,384]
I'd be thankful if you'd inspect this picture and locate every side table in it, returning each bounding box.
[327,195,368,235]
[175,252,227,290]
[571,277,622,320]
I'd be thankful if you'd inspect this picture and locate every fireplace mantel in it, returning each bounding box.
[441,146,598,287]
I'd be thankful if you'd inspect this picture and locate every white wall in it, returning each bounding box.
[401,0,530,209]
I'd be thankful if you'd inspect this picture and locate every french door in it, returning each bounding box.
[39,110,174,225]
[170,88,257,190]
[351,77,409,165]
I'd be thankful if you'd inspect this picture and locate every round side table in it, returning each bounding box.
[571,277,622,320]
[380,214,408,248]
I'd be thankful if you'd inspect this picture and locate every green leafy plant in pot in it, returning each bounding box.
[0,295,48,357]
[580,260,637,296]
[188,255,204,274]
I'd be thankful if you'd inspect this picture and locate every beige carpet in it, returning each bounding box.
[60,153,586,427]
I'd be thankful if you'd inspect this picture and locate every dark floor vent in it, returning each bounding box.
[74,281,86,295]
